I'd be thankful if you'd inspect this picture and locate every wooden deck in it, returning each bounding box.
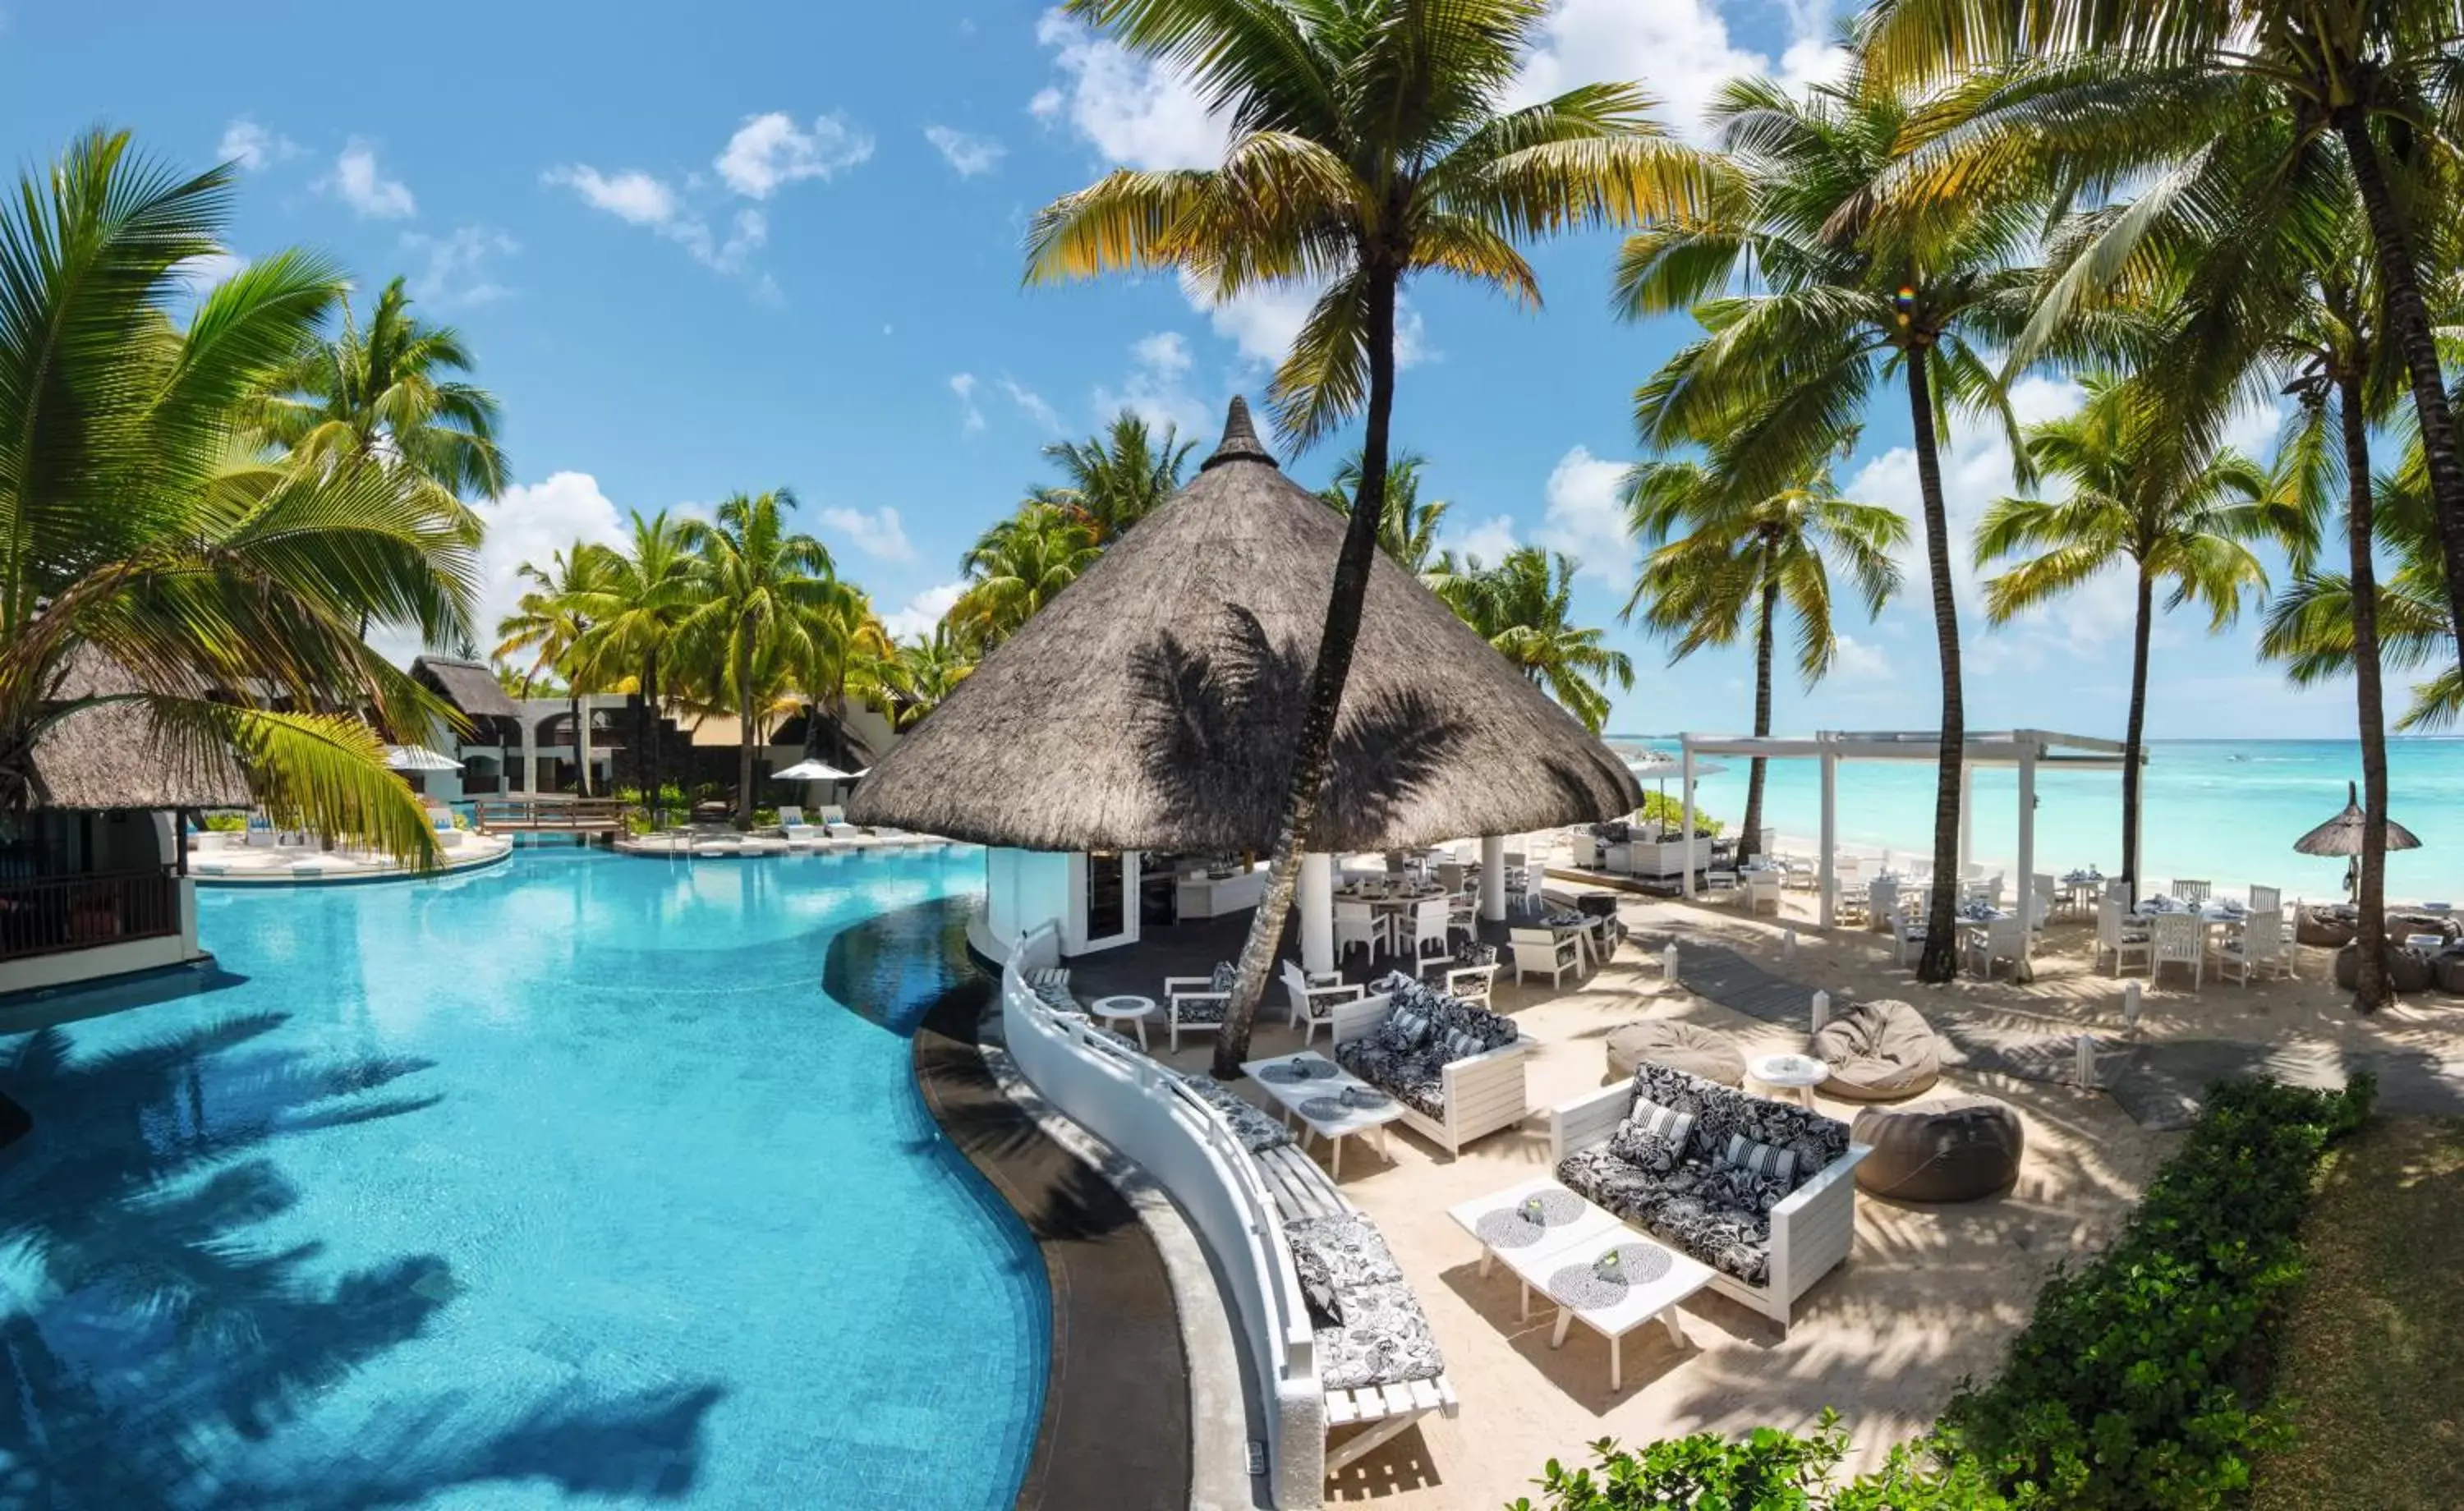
[471,797,629,834]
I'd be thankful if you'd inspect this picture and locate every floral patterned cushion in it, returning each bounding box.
[1628,1063,1849,1193]
[1312,1279,1446,1391]
[1286,1213,1406,1289]
[1179,1073,1295,1154]
[1648,1188,1773,1287]
[1032,981,1078,1014]
[1209,961,1239,993]
[1703,1164,1791,1216]
[1335,1037,1447,1117]
[1454,941,1500,967]
[1175,994,1228,1025]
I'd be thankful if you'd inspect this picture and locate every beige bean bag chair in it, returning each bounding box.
[1811,999,1942,1103]
[1603,1018,1745,1086]
[1852,1095,2023,1203]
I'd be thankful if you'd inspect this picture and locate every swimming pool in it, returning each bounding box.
[0,843,1048,1509]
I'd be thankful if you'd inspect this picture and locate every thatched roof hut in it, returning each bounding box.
[851,398,1641,852]
[409,655,520,721]
[25,647,251,811]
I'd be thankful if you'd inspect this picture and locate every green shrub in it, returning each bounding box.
[201,812,247,832]
[1510,1414,2007,1510]
[1935,1074,2374,1510]
[1635,792,1722,835]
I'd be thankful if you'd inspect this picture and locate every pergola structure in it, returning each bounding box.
[1676,730,2140,969]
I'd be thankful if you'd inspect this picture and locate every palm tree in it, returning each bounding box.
[1861,0,2464,684]
[1031,0,1712,1072]
[805,592,893,769]
[494,543,612,797]
[255,277,505,535]
[571,511,696,827]
[1614,66,2041,982]
[1974,373,2273,903]
[1029,410,1197,542]
[674,490,856,829]
[1322,448,1450,573]
[0,131,475,864]
[1625,451,1905,866]
[1441,548,1635,734]
[877,626,976,730]
[951,504,1103,648]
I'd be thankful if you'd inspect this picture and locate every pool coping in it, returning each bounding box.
[910,966,1218,1511]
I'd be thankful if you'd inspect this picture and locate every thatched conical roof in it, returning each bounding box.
[2293,780,2422,857]
[25,646,251,811]
[850,398,1641,852]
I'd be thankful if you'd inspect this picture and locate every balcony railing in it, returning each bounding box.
[0,867,180,962]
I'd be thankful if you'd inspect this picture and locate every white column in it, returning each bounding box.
[1299,852,1335,976]
[2016,746,2038,980]
[1680,744,1697,899]
[1956,760,1974,878]
[1818,747,1838,929]
[1478,834,1507,922]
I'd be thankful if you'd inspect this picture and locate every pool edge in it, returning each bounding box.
[910,968,1198,1511]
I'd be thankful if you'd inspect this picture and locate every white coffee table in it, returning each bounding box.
[1446,1176,1625,1318]
[1747,1051,1828,1108]
[1092,994,1156,1050]
[1240,1050,1406,1178]
[1524,1227,1716,1390]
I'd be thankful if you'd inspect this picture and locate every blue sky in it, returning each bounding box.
[7,1,2365,737]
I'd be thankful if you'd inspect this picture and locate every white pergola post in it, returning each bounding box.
[1956,760,1975,878]
[1818,742,1838,929]
[1299,852,1335,975]
[1478,834,1507,922]
[2016,744,2038,981]
[1680,743,1697,898]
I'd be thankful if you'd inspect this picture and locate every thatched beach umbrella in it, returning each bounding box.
[2294,780,2420,898]
[850,398,1641,853]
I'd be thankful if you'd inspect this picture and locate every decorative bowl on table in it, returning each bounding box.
[1299,1095,1350,1121]
[1259,1058,1338,1084]
[1340,1085,1391,1110]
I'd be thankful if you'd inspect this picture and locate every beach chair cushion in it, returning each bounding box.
[1365,971,1518,1059]
[1334,1038,1447,1118]
[1178,1073,1296,1155]
[1209,960,1239,992]
[1031,981,1079,1015]
[1555,1146,1776,1288]
[1629,1063,1849,1193]
[1452,940,1499,967]
[1286,1214,1443,1391]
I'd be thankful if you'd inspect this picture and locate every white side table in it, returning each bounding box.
[1091,994,1156,1051]
[1745,1052,1827,1108]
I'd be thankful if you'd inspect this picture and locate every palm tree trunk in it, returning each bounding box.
[2338,113,2464,681]
[1212,260,1400,1078]
[569,687,588,797]
[1738,556,1778,868]
[735,638,756,832]
[2121,566,2152,907]
[637,653,658,828]
[2341,371,2392,1012]
[1906,346,1964,983]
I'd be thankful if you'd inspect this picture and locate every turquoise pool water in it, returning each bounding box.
[0,843,1048,1509]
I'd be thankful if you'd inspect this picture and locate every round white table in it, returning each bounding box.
[1746,1052,1828,1108]
[1091,994,1156,1051]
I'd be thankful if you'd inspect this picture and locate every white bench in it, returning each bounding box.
[1330,993,1529,1158]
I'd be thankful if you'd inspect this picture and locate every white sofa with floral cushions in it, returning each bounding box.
[1549,1063,1870,1330]
[1331,970,1529,1157]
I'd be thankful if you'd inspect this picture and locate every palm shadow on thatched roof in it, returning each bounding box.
[27,646,251,811]
[849,398,1641,852]
[408,656,520,721]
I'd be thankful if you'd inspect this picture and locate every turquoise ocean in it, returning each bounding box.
[1607,737,2464,905]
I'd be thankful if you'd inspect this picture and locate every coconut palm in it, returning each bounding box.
[255,275,506,517]
[1974,373,2273,902]
[1441,548,1634,734]
[570,511,696,826]
[0,131,475,864]
[674,490,857,829]
[1860,0,2464,684]
[494,542,613,797]
[1032,0,1712,1071]
[950,504,1103,648]
[1321,448,1450,574]
[804,592,894,769]
[1614,66,2043,982]
[877,625,976,731]
[1028,410,1197,543]
[1625,450,1906,867]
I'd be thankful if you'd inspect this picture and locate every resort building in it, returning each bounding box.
[0,650,246,994]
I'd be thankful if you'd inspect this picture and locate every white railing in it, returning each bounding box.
[998,925,1326,1504]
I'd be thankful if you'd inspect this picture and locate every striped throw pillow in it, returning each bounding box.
[1721,1132,1798,1186]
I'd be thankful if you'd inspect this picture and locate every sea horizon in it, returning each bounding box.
[1602,736,2463,902]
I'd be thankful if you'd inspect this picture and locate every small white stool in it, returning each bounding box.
[1091,994,1157,1051]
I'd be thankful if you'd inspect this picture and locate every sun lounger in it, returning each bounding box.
[776,806,821,846]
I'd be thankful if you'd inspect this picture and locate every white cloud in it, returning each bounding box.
[950,372,986,435]
[402,226,517,308]
[715,111,874,198]
[673,208,768,273]
[882,581,968,641]
[1000,376,1064,433]
[1832,633,1892,682]
[174,251,247,295]
[1095,329,1211,436]
[1179,270,1435,371]
[322,140,416,219]
[218,118,301,172]
[1131,330,1192,375]
[817,505,916,563]
[1444,512,1521,567]
[1508,0,1846,142]
[544,164,677,225]
[1032,8,1229,169]
[1533,446,1635,584]
[434,472,628,668]
[925,125,1006,177]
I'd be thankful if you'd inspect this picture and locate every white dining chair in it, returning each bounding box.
[1965,916,2029,979]
[2248,884,2282,918]
[1891,907,1928,967]
[1745,869,1783,916]
[2097,896,2152,976]
[1334,899,1387,963]
[1405,898,1451,960]
[2151,912,2204,990]
[2214,912,2289,986]
[2173,879,2212,906]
